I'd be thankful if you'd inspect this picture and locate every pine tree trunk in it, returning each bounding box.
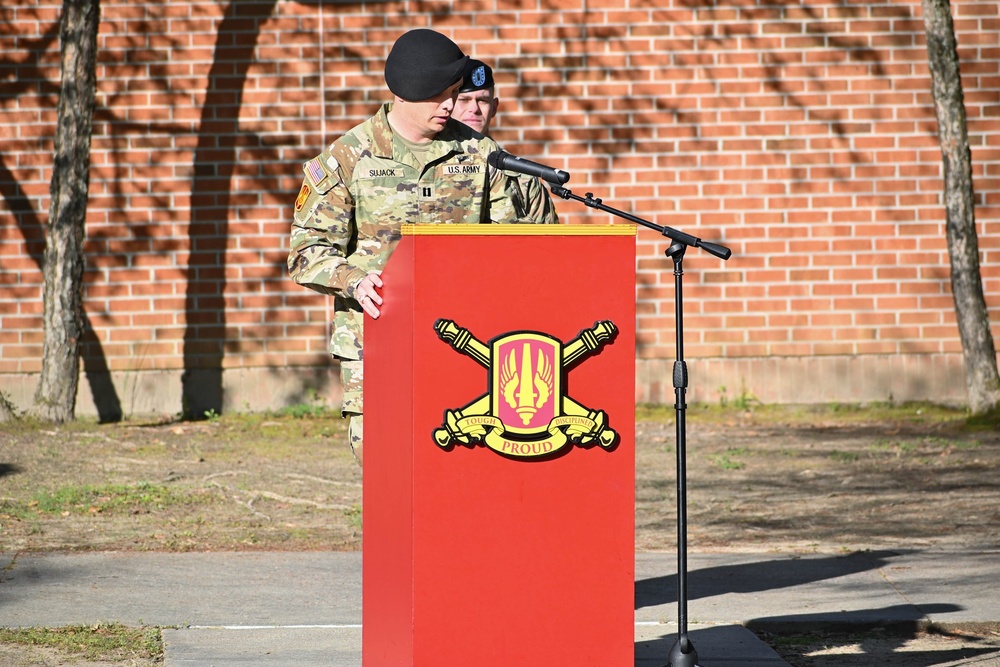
[31,0,101,423]
[922,0,1000,414]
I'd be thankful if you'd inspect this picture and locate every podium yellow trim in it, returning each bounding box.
[401,224,637,236]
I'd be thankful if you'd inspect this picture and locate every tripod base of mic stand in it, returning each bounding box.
[666,635,701,667]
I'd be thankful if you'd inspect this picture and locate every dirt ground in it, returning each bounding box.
[0,643,155,667]
[1,404,999,665]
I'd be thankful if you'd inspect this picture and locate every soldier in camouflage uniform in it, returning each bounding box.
[288,29,558,467]
[453,58,559,224]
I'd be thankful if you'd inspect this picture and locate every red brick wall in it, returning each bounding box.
[1,0,998,413]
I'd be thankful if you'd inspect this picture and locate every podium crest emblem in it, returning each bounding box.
[434,320,618,459]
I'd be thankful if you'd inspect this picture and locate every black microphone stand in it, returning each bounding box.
[549,185,732,667]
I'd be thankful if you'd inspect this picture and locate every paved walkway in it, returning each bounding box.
[2,549,998,666]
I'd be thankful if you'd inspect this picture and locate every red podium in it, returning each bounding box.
[364,224,636,666]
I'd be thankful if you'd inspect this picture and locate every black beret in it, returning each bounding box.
[384,29,469,101]
[458,59,495,93]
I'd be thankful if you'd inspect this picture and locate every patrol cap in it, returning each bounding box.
[458,59,495,93]
[384,29,469,101]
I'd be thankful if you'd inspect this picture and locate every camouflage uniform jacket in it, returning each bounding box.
[288,103,558,361]
[512,172,559,225]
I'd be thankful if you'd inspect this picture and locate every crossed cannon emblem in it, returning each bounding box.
[433,319,619,459]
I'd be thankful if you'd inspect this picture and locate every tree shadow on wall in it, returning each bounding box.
[0,20,123,422]
[4,2,413,421]
[507,0,907,192]
[0,161,123,422]
[181,0,428,419]
[511,0,917,286]
[180,0,283,419]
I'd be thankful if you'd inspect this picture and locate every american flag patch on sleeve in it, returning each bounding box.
[304,157,329,188]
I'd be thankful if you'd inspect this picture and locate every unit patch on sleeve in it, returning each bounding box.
[294,182,311,212]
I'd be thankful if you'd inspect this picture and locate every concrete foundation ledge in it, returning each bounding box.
[0,352,977,419]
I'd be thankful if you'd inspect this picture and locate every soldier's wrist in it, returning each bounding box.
[344,269,369,300]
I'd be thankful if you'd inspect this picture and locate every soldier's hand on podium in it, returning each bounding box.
[354,271,384,319]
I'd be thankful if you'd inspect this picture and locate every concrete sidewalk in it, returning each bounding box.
[2,549,998,666]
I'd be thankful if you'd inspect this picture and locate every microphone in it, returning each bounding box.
[487,150,570,185]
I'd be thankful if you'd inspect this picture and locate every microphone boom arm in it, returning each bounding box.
[549,185,731,260]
